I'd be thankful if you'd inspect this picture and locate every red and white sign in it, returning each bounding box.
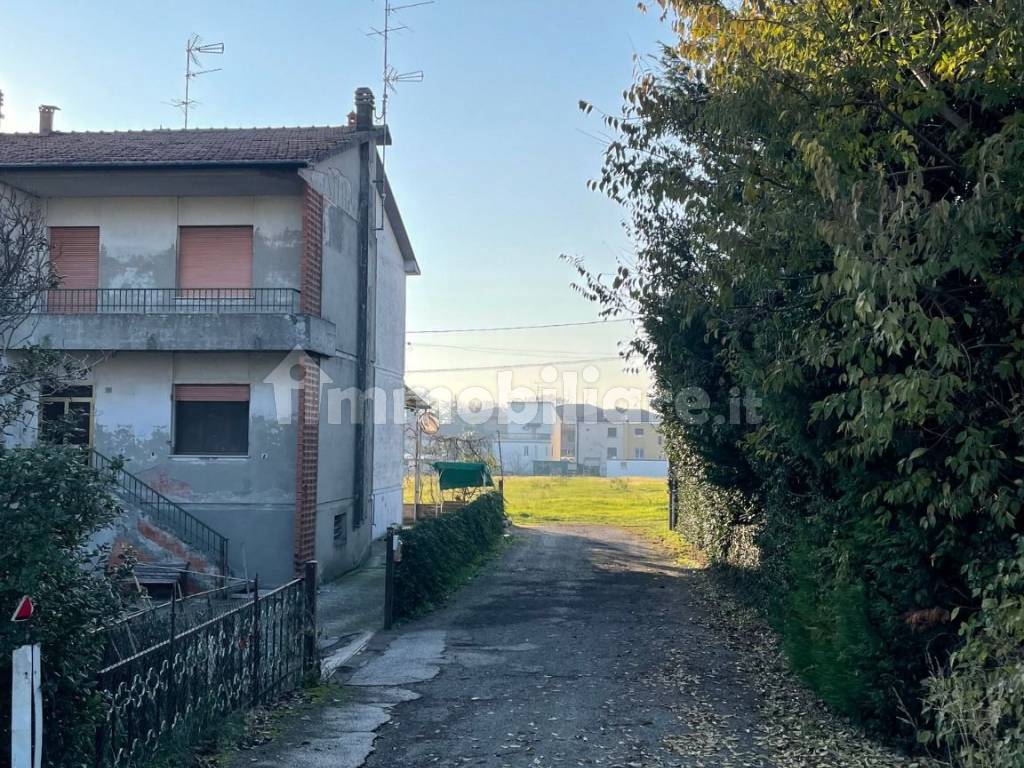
[10,596,34,623]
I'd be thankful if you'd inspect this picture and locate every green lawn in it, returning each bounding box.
[501,476,667,528]
[501,476,697,565]
[405,474,696,563]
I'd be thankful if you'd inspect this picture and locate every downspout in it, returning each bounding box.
[353,87,378,532]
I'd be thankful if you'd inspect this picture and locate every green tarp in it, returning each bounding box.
[433,461,495,491]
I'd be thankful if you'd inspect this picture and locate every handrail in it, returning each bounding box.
[39,287,301,314]
[91,449,229,577]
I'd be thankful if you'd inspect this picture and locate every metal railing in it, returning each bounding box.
[90,449,229,578]
[39,287,301,314]
[95,566,318,768]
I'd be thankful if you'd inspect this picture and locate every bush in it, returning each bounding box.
[0,445,125,767]
[922,538,1024,767]
[393,493,506,618]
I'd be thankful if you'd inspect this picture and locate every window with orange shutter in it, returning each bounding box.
[177,226,253,297]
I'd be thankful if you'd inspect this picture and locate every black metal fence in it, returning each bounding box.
[90,449,229,578]
[94,564,318,768]
[40,287,301,314]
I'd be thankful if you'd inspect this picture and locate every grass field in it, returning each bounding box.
[406,474,696,565]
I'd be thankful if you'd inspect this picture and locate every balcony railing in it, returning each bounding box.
[39,288,301,314]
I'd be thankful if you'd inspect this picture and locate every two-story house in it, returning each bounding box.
[0,89,418,585]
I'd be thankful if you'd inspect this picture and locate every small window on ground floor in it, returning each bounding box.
[174,384,250,455]
[333,511,348,546]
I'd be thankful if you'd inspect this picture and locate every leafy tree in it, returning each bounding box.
[0,186,125,765]
[575,0,1024,751]
[0,185,82,436]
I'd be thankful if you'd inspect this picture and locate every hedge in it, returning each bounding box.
[393,493,506,618]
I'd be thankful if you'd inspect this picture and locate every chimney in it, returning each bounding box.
[347,110,358,129]
[38,105,59,136]
[354,88,374,131]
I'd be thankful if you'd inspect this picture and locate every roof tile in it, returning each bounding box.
[0,125,354,167]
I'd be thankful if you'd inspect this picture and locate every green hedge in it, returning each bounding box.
[393,493,506,618]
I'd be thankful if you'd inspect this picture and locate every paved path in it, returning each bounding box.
[234,525,921,768]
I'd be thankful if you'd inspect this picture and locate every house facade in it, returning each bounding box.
[0,89,418,585]
[555,405,667,477]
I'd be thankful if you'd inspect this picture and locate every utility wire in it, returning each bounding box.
[406,318,635,335]
[407,355,623,374]
[408,341,620,357]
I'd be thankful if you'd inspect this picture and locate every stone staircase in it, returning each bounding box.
[91,450,230,595]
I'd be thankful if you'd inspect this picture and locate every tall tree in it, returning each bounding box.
[576,0,1024,754]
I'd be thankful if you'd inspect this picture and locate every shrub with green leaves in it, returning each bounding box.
[0,445,124,767]
[922,537,1024,766]
[573,0,1024,750]
[393,493,506,618]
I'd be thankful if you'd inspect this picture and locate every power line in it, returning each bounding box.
[406,318,636,335]
[408,341,620,357]
[406,356,623,374]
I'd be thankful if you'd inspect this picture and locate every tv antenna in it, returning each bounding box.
[169,34,224,129]
[0,90,5,131]
[367,0,431,224]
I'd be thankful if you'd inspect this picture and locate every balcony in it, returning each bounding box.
[16,287,335,355]
[41,288,301,314]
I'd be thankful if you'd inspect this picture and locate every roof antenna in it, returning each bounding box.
[0,90,5,132]
[367,0,431,229]
[169,34,224,129]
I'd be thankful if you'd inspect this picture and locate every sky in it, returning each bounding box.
[0,1,671,409]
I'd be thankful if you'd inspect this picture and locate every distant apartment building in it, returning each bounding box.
[555,405,666,477]
[0,90,419,585]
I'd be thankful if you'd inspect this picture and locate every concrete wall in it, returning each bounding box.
[79,351,299,585]
[45,196,303,291]
[604,459,669,479]
[371,195,407,539]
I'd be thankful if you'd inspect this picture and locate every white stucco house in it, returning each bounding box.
[0,89,419,585]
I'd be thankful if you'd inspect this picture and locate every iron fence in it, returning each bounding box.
[90,449,229,578]
[40,287,301,314]
[94,566,317,768]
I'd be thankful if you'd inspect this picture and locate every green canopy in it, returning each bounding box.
[433,461,495,491]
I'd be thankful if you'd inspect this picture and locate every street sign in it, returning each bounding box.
[10,596,33,623]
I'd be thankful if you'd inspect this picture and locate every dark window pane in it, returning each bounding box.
[43,385,93,398]
[175,401,249,455]
[66,402,92,445]
[40,401,66,444]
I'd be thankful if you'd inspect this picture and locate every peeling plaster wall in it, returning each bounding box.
[371,202,408,539]
[87,350,299,585]
[45,195,303,291]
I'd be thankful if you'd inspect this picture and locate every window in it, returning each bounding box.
[634,448,645,459]
[177,226,254,294]
[174,384,250,455]
[49,227,99,312]
[333,512,348,546]
[523,446,529,456]
[40,385,93,446]
[607,427,617,437]
[607,447,617,459]
[634,427,644,436]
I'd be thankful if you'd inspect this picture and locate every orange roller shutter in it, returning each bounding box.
[49,227,99,312]
[177,226,253,290]
[50,227,99,288]
[174,384,250,402]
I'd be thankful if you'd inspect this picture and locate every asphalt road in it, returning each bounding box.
[236,525,922,768]
[358,524,767,767]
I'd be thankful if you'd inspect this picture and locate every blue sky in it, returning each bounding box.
[0,1,669,404]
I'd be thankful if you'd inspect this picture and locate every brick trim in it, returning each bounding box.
[293,358,320,571]
[301,184,324,316]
